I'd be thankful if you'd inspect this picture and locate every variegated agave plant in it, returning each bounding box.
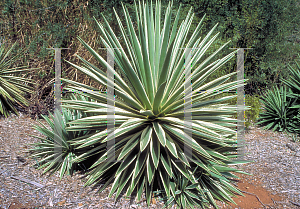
[61,1,249,208]
[30,94,97,179]
[0,42,35,117]
[256,85,298,132]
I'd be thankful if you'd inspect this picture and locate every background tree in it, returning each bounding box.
[175,0,300,95]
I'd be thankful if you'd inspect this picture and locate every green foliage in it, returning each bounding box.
[1,0,299,118]
[256,58,300,138]
[58,1,251,208]
[0,0,136,91]
[244,94,262,129]
[174,0,300,96]
[0,0,140,117]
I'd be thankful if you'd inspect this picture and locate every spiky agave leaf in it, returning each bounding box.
[62,1,250,208]
[0,42,35,117]
[281,59,300,103]
[29,94,98,179]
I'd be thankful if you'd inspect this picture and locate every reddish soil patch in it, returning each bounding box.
[225,174,285,209]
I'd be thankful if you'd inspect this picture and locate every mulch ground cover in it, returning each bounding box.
[0,113,299,209]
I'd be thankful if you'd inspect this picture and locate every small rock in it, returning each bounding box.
[130,204,138,209]
[286,143,299,152]
[295,152,300,157]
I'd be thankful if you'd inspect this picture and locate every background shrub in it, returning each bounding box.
[244,94,263,129]
[1,0,300,118]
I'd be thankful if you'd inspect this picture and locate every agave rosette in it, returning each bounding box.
[256,85,298,132]
[30,94,97,179]
[0,42,35,117]
[61,1,249,208]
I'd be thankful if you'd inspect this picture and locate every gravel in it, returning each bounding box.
[236,126,300,208]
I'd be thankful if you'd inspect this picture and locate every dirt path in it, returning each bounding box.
[226,174,286,208]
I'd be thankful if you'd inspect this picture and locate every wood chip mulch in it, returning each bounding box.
[0,113,165,209]
[0,113,299,209]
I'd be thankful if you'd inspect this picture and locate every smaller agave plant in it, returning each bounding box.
[280,59,300,135]
[256,85,298,132]
[29,94,97,179]
[158,169,209,208]
[0,42,35,117]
